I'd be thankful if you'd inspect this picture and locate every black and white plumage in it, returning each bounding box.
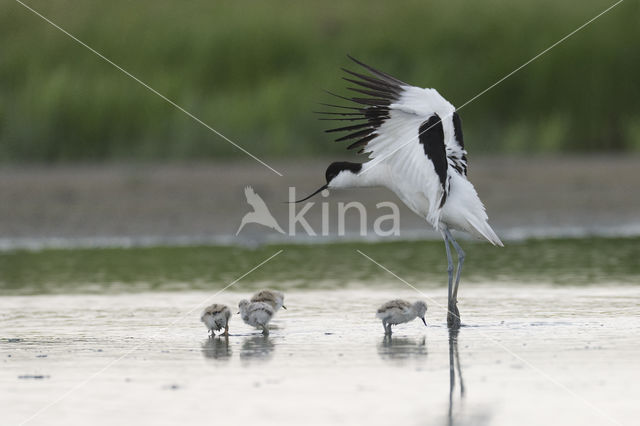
[297,56,503,328]
[376,299,427,335]
[238,300,274,335]
[201,303,232,337]
[250,289,287,311]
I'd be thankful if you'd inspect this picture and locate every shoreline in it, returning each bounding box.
[2,155,639,250]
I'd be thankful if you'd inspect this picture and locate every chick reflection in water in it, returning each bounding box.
[240,335,275,365]
[377,335,427,364]
[201,337,232,361]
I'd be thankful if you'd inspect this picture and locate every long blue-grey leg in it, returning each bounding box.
[444,229,463,328]
[442,230,454,307]
[444,229,464,328]
[444,229,465,303]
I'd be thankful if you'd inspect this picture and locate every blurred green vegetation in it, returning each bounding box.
[1,237,638,294]
[1,0,638,162]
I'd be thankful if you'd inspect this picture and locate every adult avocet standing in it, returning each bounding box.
[295,56,503,328]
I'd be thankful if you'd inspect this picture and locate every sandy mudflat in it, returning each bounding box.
[1,156,639,248]
[2,285,639,426]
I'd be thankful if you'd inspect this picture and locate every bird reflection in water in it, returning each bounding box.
[201,336,232,361]
[240,335,275,365]
[377,335,427,364]
[448,329,465,425]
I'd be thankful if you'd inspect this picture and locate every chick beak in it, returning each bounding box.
[282,305,287,310]
[421,317,427,326]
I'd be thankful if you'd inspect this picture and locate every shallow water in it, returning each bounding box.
[2,286,639,426]
[2,237,639,294]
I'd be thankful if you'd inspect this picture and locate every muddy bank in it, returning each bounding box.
[1,156,639,248]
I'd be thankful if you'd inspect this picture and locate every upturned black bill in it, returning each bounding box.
[290,184,328,203]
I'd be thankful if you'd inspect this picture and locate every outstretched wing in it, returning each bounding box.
[319,56,467,222]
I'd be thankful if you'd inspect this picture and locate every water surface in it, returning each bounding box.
[2,286,639,426]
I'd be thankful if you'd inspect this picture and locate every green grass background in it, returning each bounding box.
[2,0,639,162]
[1,238,638,294]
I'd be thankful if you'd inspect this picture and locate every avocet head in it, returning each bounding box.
[412,301,428,326]
[292,162,363,203]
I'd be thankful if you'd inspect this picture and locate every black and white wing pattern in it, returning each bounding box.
[319,56,468,224]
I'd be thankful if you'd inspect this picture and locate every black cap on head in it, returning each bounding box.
[325,161,363,183]
[290,161,363,204]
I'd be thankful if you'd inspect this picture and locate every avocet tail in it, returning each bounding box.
[467,216,503,247]
[443,174,504,247]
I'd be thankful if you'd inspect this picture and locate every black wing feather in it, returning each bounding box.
[347,87,396,99]
[346,55,408,86]
[314,111,364,116]
[318,103,363,111]
[452,111,468,175]
[318,116,369,121]
[347,134,377,150]
[341,69,402,93]
[325,122,375,133]
[342,76,399,95]
[335,128,375,142]
[318,56,406,154]
[418,114,449,207]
